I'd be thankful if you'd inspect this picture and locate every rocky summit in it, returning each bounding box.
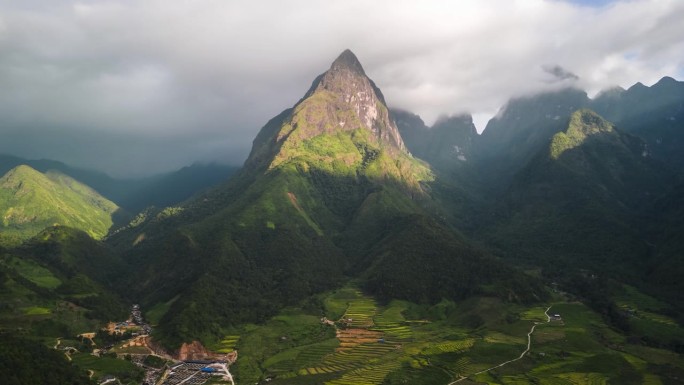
[247,49,406,171]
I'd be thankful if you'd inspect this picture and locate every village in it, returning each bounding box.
[56,304,236,385]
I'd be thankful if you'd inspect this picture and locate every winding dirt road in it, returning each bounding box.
[447,305,552,384]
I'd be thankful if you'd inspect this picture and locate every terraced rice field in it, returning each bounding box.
[370,302,413,340]
[486,368,606,385]
[484,332,525,345]
[533,328,566,344]
[286,290,482,384]
[265,339,338,374]
[216,335,239,353]
[451,357,471,376]
[556,372,608,384]
[270,291,407,383]
[238,288,683,385]
[421,339,475,355]
[300,341,399,375]
[324,360,401,385]
[340,293,377,328]
[336,328,383,350]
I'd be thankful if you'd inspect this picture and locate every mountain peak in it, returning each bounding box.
[655,76,677,85]
[330,49,365,75]
[4,164,40,177]
[246,50,407,170]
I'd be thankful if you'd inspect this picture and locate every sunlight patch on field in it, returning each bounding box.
[23,306,51,315]
[521,306,549,322]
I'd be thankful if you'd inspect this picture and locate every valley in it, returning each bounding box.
[212,285,683,384]
[1,47,683,385]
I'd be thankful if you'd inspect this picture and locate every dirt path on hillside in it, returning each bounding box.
[447,306,552,384]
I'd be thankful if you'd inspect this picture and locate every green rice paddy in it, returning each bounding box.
[216,335,240,353]
[22,306,51,315]
[232,285,683,385]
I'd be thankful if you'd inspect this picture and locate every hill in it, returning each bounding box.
[0,165,119,243]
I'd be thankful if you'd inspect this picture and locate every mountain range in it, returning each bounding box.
[1,49,683,384]
[104,50,545,347]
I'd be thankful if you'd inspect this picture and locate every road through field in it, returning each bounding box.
[447,305,552,384]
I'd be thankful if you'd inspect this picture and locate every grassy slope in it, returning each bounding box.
[0,165,118,242]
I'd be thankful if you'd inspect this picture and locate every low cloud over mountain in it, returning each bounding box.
[0,0,682,176]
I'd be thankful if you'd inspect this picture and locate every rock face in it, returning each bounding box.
[246,49,406,170]
[306,49,406,151]
[176,340,237,363]
[393,110,478,170]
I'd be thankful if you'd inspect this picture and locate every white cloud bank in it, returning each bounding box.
[0,0,682,175]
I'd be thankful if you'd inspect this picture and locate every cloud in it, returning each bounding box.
[0,0,682,175]
[542,65,580,82]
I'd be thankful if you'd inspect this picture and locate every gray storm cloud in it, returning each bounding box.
[0,0,683,176]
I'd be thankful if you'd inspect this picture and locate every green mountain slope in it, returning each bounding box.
[476,88,590,189]
[483,109,671,281]
[109,50,545,349]
[0,165,119,243]
[0,333,93,385]
[643,182,684,314]
[0,226,127,339]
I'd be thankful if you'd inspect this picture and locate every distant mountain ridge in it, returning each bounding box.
[392,110,477,170]
[393,76,683,194]
[0,154,239,212]
[390,77,684,322]
[483,109,668,262]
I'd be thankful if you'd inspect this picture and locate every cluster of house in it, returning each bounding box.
[162,360,234,385]
[104,304,152,337]
[320,317,336,326]
[131,304,152,335]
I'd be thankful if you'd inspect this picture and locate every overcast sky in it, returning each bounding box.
[0,0,683,177]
